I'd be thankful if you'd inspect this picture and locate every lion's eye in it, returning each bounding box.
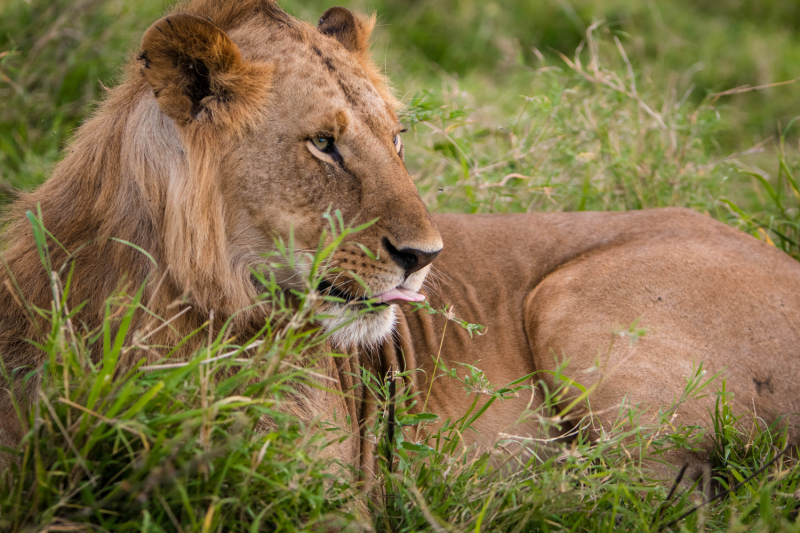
[311,136,334,153]
[393,134,402,153]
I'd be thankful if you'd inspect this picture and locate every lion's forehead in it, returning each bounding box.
[231,22,396,133]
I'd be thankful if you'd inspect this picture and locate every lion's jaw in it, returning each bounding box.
[316,265,432,351]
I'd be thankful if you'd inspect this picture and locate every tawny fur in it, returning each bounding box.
[0,0,435,472]
[1,0,798,488]
[383,210,800,482]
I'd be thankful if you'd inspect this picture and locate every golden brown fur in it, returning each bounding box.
[1,0,799,488]
[0,0,440,470]
[381,210,800,481]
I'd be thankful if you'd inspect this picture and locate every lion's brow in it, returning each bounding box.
[301,40,396,134]
[307,46,365,109]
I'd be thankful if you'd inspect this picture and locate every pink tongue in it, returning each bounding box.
[377,288,426,303]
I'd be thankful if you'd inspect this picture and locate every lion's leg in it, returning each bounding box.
[522,238,800,485]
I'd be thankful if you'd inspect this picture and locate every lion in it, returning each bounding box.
[1,0,798,488]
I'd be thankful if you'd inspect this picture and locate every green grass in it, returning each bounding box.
[2,239,798,531]
[1,0,800,531]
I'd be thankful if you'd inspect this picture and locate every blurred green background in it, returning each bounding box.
[295,0,800,147]
[0,0,798,199]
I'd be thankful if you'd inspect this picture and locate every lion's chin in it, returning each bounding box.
[320,303,397,352]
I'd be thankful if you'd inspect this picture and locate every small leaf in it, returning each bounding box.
[399,412,439,425]
[400,441,435,454]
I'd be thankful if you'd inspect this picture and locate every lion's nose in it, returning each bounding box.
[382,238,441,276]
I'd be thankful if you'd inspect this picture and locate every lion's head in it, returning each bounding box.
[0,0,441,369]
[135,2,442,349]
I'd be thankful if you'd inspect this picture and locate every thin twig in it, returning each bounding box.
[653,463,688,525]
[136,305,192,344]
[660,445,791,530]
[710,79,798,100]
[39,390,95,485]
[139,340,264,370]
[157,493,186,533]
[409,484,451,533]
[420,120,475,170]
[417,310,450,441]
[59,397,150,452]
[478,173,535,189]
[386,370,396,475]
[698,137,772,170]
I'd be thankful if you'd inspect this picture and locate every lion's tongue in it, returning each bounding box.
[377,288,426,304]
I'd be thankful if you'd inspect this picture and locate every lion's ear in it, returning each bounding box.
[317,7,375,55]
[138,13,271,128]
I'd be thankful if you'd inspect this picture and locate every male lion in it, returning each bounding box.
[0,0,798,486]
